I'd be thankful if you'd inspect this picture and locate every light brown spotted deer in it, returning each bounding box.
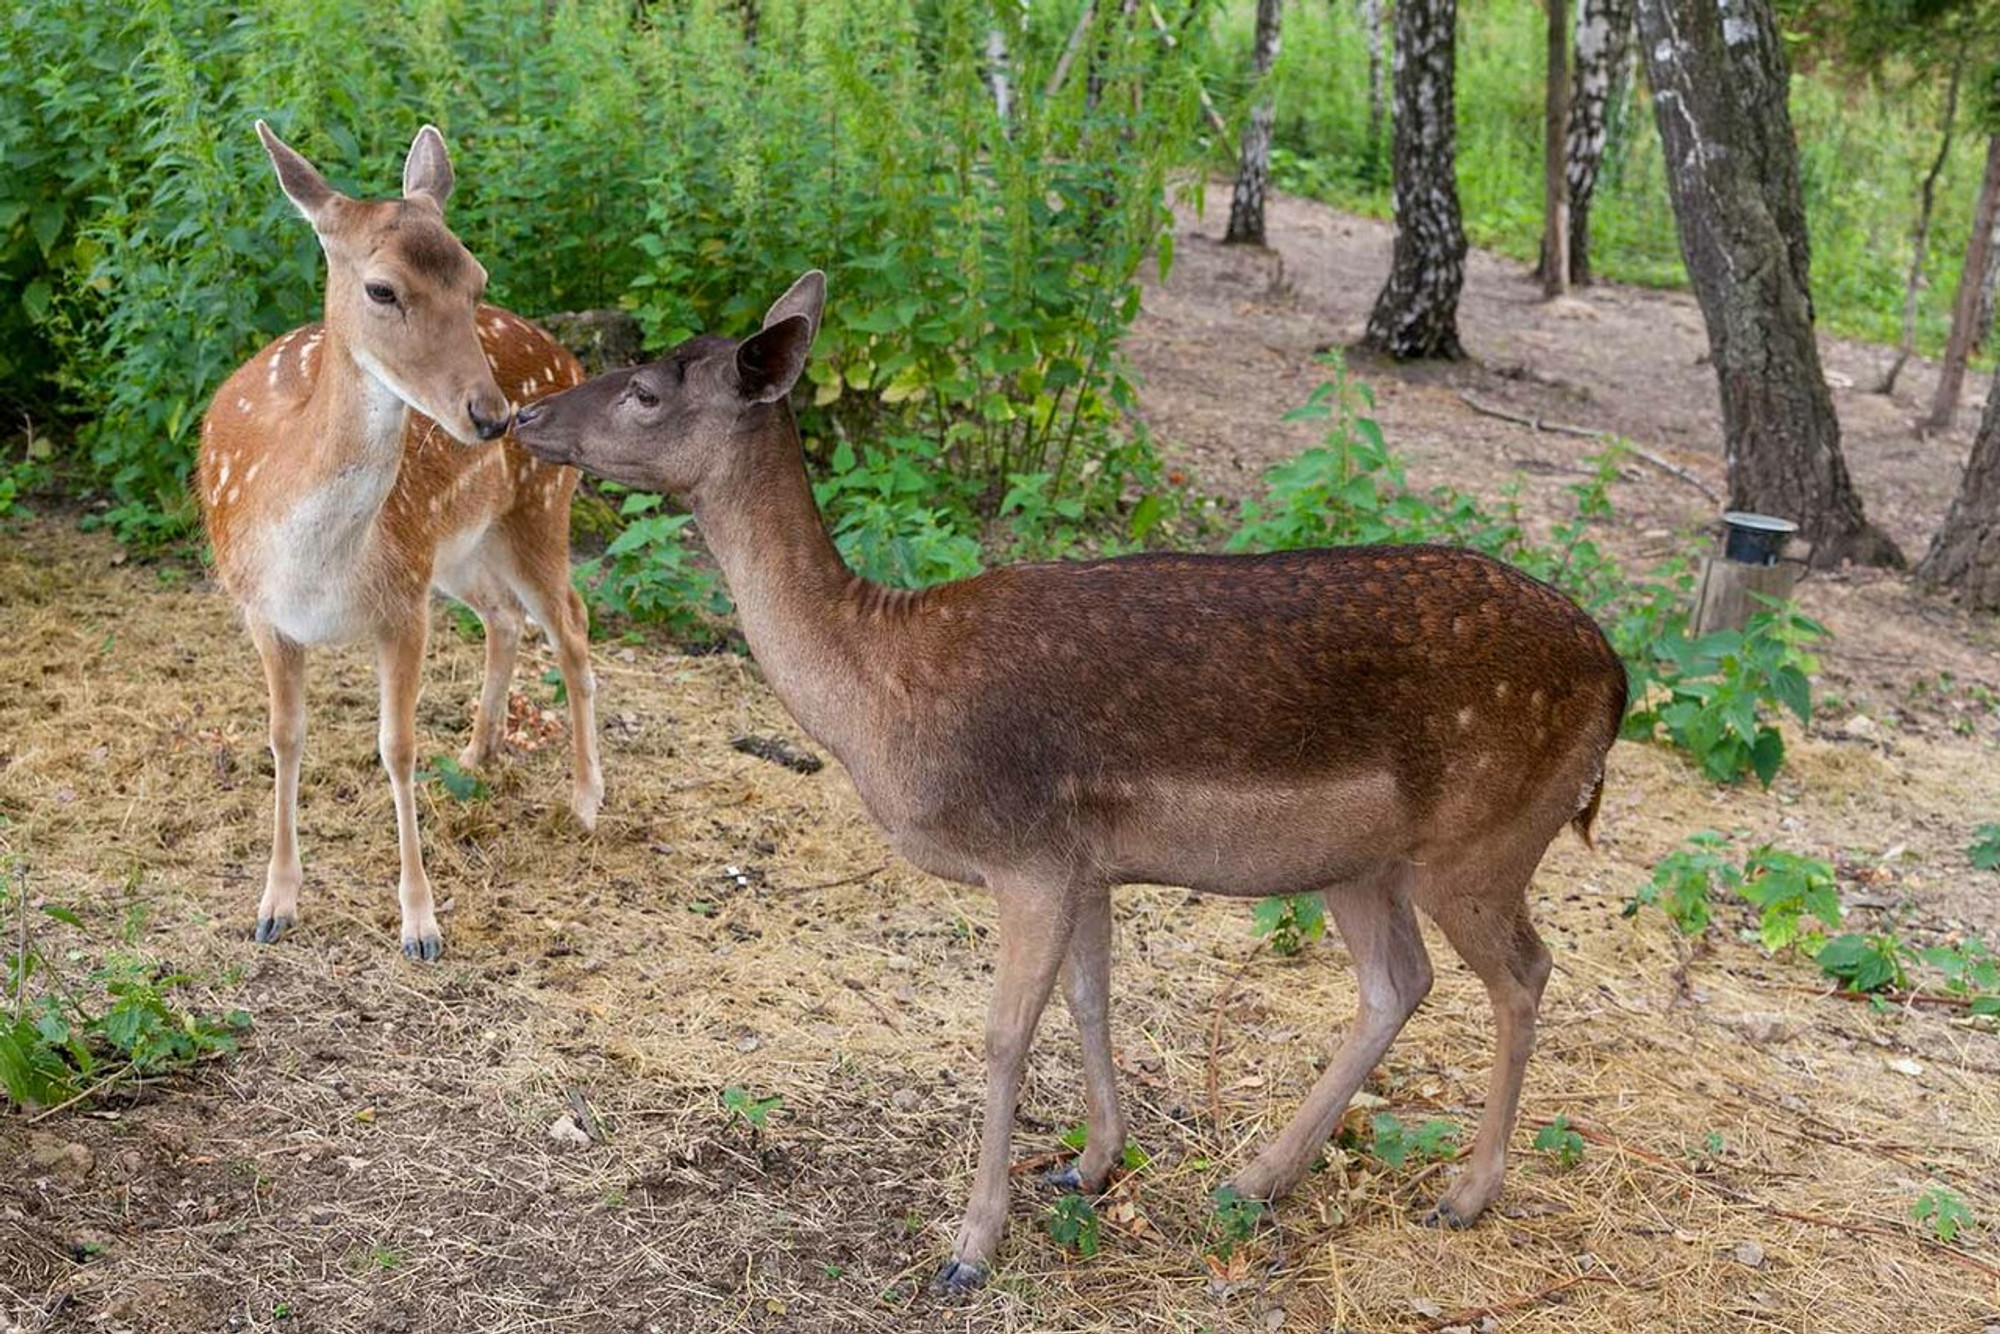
[198,122,602,961]
[512,272,1626,1289]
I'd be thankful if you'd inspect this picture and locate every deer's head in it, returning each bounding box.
[257,121,510,444]
[512,271,824,497]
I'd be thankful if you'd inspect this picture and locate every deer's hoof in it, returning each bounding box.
[253,914,293,945]
[929,1258,989,1295]
[1420,1199,1477,1230]
[401,933,444,963]
[1041,1164,1085,1192]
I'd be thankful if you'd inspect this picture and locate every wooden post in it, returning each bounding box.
[1691,553,1800,635]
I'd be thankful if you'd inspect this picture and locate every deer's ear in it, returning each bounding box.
[761,270,825,342]
[257,120,339,225]
[735,314,813,405]
[402,124,454,208]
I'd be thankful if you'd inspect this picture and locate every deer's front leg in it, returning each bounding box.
[250,621,306,944]
[376,614,441,961]
[935,874,1079,1294]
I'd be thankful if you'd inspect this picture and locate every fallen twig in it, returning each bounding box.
[1457,390,1723,503]
[1778,983,1991,1011]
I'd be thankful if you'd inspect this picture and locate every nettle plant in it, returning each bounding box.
[1622,602,1825,788]
[1627,833,1842,956]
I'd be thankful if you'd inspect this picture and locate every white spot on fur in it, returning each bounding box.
[225,485,239,505]
[237,396,253,413]
[1456,707,1473,729]
[217,460,231,489]
[245,461,262,483]
[1494,682,1510,700]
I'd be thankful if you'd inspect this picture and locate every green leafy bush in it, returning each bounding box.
[2,876,249,1111]
[1622,606,1826,787]
[1970,824,2000,873]
[1738,846,1843,956]
[1912,1187,1974,1243]
[1046,1193,1101,1258]
[1368,1113,1459,1168]
[1534,1115,1586,1169]
[1816,932,1912,995]
[1624,830,1738,936]
[575,493,729,638]
[6,0,1196,565]
[1251,893,1326,956]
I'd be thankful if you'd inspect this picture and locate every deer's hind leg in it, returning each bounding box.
[452,580,525,772]
[1228,862,1432,1203]
[1413,850,1553,1229]
[499,498,603,831]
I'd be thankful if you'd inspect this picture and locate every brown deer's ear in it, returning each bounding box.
[257,120,339,225]
[761,270,826,342]
[402,125,454,207]
[735,314,813,405]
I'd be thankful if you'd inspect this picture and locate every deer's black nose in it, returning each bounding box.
[470,401,509,440]
[513,402,544,429]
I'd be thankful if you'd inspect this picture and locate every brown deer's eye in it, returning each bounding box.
[631,382,658,408]
[364,282,397,306]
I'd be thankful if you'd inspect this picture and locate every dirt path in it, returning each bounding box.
[3,192,2000,1333]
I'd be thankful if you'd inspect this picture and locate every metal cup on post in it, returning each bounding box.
[1692,510,1805,635]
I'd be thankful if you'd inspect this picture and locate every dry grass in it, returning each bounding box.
[2,514,1998,1334]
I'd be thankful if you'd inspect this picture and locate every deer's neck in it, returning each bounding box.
[288,329,413,553]
[687,410,890,755]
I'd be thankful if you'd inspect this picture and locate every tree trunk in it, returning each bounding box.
[1925,134,2000,433]
[1541,0,1571,296]
[1636,0,1900,568]
[1360,0,1387,158]
[1226,0,1285,245]
[986,26,1013,126]
[1360,0,1467,360]
[1560,0,1635,284]
[1877,59,1961,397]
[1974,203,2000,356]
[1918,367,2000,609]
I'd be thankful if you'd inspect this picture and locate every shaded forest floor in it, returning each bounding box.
[3,189,1999,1332]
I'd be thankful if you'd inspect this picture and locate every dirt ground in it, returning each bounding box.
[4,189,2000,1333]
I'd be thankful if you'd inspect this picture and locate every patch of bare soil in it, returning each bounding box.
[2,191,1999,1332]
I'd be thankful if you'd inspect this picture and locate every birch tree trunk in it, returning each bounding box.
[1877,60,1961,397]
[986,26,1013,126]
[1360,0,1468,360]
[1636,0,1901,567]
[1918,366,2000,609]
[1541,0,1571,296]
[1226,0,1285,245]
[1925,134,2000,433]
[1561,0,1634,284]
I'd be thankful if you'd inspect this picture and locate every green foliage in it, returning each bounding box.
[1046,1193,1101,1258]
[1207,1185,1266,1259]
[1251,893,1326,956]
[1623,605,1827,787]
[721,1084,783,1130]
[574,492,730,637]
[1912,1186,1974,1243]
[813,437,986,589]
[1817,931,1913,994]
[1533,1115,1586,1169]
[1625,831,1739,936]
[417,755,490,803]
[1739,846,1844,956]
[1918,937,2000,1017]
[1970,824,2000,872]
[6,0,1195,559]
[1058,1122,1151,1175]
[2,870,249,1111]
[1368,1113,1460,1169]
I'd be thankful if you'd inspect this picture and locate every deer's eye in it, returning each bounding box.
[631,382,658,409]
[364,282,397,306]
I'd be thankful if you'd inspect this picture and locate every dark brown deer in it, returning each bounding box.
[512,272,1626,1291]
